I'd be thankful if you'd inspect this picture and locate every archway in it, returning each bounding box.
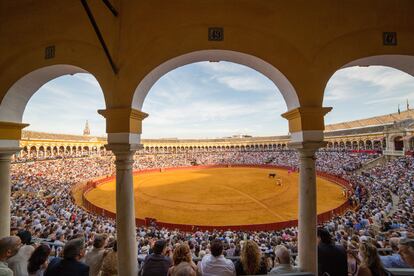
[133,50,299,112]
[394,136,404,151]
[29,146,37,158]
[409,137,414,151]
[373,140,381,150]
[66,146,71,155]
[323,55,414,148]
[128,50,330,273]
[342,55,414,77]
[38,146,45,158]
[0,65,106,123]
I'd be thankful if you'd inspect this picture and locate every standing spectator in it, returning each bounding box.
[357,242,389,276]
[317,228,348,276]
[84,234,108,276]
[44,238,89,276]
[140,240,172,276]
[197,239,236,276]
[234,240,267,275]
[28,244,51,276]
[0,236,21,276]
[269,245,300,274]
[7,230,35,276]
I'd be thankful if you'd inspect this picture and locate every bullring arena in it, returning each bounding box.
[2,2,414,275]
[84,166,346,228]
[5,111,414,275]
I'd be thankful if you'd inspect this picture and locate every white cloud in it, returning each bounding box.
[337,66,413,89]
[216,75,274,92]
[73,73,101,88]
[325,66,414,103]
[197,61,247,74]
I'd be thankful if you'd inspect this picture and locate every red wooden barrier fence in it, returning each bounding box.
[77,165,354,232]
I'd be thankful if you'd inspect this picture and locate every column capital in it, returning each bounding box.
[281,107,332,132]
[98,107,148,134]
[0,121,29,147]
[282,107,331,143]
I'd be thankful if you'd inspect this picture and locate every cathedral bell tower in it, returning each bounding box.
[83,120,90,136]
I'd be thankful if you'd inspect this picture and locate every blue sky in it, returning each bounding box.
[22,62,414,138]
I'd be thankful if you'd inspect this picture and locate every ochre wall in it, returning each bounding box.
[1,0,414,133]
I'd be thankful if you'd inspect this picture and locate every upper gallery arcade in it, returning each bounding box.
[1,1,414,275]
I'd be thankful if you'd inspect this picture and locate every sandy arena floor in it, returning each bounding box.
[85,167,345,226]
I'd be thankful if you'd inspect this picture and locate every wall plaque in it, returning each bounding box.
[45,45,55,59]
[208,27,224,41]
[383,32,397,46]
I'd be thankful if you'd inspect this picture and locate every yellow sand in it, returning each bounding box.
[85,167,345,226]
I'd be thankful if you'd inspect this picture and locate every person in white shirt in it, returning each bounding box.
[269,245,300,274]
[197,239,236,276]
[7,230,35,276]
[0,236,22,276]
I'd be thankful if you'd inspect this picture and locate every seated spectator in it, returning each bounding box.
[140,239,172,276]
[100,240,118,276]
[234,240,267,275]
[84,234,108,276]
[168,243,197,276]
[317,228,347,276]
[197,239,236,276]
[396,238,414,268]
[44,238,89,276]
[6,230,35,276]
[0,236,22,276]
[380,237,411,268]
[172,262,197,276]
[28,244,51,276]
[226,243,235,258]
[269,245,299,274]
[357,242,389,276]
[347,242,360,276]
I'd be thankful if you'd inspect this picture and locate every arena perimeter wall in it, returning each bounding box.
[78,165,353,232]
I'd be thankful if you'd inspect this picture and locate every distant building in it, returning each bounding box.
[83,120,91,136]
[16,110,414,160]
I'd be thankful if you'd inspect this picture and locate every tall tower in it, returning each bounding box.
[83,120,90,136]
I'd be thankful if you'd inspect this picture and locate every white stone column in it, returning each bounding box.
[107,143,139,276]
[292,141,324,274]
[403,136,409,152]
[0,148,20,238]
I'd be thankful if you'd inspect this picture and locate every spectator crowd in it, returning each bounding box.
[0,148,412,276]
